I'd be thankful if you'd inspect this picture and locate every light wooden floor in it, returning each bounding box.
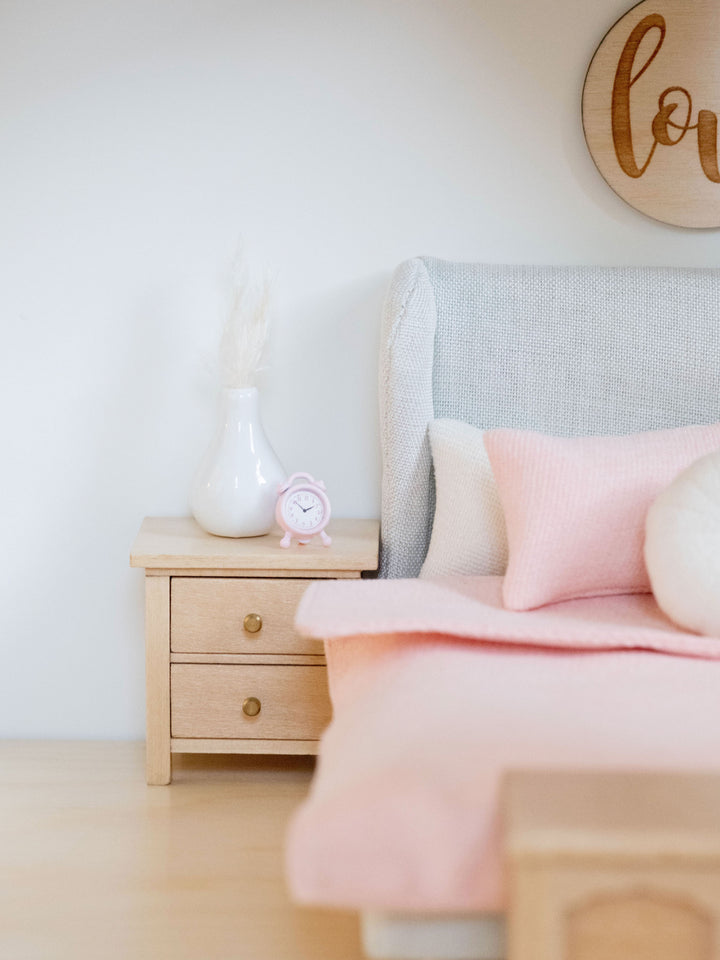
[0,741,365,960]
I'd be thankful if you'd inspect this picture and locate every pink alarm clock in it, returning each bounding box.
[276,472,332,548]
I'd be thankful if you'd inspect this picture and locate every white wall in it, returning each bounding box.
[2,0,718,738]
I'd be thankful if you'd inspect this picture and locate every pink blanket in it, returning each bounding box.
[286,577,720,912]
[295,575,720,660]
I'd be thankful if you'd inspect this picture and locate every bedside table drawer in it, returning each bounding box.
[171,578,322,655]
[170,663,332,740]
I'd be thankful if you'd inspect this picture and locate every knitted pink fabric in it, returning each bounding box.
[286,576,720,911]
[484,423,720,611]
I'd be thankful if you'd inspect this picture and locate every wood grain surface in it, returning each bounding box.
[145,576,171,785]
[0,741,364,960]
[171,663,332,740]
[506,771,720,960]
[171,577,322,655]
[131,516,379,572]
[583,0,720,227]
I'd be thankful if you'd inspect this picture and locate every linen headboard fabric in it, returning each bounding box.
[379,257,720,578]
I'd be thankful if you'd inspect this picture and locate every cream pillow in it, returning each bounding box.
[645,448,720,637]
[420,419,508,579]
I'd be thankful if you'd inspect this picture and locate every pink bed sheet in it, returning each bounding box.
[286,577,720,912]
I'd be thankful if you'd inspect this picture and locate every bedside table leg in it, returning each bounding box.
[145,575,172,785]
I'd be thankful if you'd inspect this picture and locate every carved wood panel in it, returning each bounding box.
[566,890,714,960]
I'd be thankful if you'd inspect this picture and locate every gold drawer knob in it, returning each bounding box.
[242,697,261,718]
[243,613,263,634]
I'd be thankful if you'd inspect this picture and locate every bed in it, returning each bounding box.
[285,258,720,960]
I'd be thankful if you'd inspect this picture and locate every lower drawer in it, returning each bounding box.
[170,663,332,740]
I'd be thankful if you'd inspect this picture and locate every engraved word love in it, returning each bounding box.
[613,13,720,182]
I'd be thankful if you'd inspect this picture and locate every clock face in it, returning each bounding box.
[284,488,327,533]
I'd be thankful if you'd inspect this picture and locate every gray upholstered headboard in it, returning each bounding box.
[379,257,720,578]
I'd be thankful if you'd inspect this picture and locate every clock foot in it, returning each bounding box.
[321,531,332,547]
[280,532,292,548]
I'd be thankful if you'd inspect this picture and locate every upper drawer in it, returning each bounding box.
[170,578,321,655]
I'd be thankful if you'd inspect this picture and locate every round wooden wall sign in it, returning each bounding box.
[583,0,720,227]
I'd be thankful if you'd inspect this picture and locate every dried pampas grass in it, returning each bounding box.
[219,247,272,389]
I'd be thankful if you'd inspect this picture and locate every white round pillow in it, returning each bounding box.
[645,448,720,637]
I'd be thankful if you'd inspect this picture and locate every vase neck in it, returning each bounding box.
[220,387,260,422]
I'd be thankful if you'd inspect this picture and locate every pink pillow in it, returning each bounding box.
[484,423,720,611]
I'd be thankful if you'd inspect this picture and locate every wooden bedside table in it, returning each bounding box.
[130,517,379,784]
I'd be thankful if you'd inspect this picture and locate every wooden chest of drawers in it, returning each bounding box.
[131,517,379,784]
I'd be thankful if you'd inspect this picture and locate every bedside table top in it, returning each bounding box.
[130,517,379,574]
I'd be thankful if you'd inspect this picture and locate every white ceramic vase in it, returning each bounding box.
[191,387,285,537]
